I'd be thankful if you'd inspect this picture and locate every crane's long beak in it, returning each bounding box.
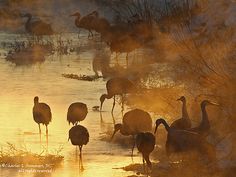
[176,98,181,101]
[154,125,158,134]
[210,102,220,106]
[110,130,117,141]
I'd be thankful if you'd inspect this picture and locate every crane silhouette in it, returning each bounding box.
[136,132,155,174]
[32,96,52,135]
[154,118,216,161]
[68,125,89,170]
[100,77,135,114]
[188,100,219,136]
[170,96,191,129]
[70,11,98,38]
[100,24,141,67]
[111,109,152,157]
[22,13,53,36]
[67,102,88,126]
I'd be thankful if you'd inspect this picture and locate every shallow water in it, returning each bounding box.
[0,33,143,177]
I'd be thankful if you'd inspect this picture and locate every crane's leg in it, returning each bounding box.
[79,145,84,171]
[111,95,116,114]
[121,95,124,116]
[46,125,48,136]
[78,29,81,38]
[142,156,146,174]
[38,124,42,145]
[126,53,129,68]
[46,125,49,153]
[38,124,41,134]
[131,135,135,161]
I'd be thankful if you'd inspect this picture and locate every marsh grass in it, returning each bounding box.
[0,143,64,167]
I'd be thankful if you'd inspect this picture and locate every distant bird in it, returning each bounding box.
[101,24,141,67]
[100,77,135,113]
[67,102,88,126]
[32,96,52,135]
[70,11,98,37]
[154,118,216,161]
[22,13,53,36]
[187,100,219,136]
[170,96,191,130]
[68,125,89,169]
[111,109,152,157]
[136,132,155,173]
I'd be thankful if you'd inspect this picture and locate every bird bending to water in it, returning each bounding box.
[100,77,135,114]
[154,118,216,161]
[67,102,88,125]
[22,13,53,36]
[68,125,89,170]
[170,96,191,130]
[33,96,52,135]
[136,132,155,174]
[111,109,152,157]
[188,100,219,136]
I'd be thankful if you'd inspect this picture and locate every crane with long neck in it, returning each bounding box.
[188,100,219,136]
[154,118,216,161]
[170,96,191,129]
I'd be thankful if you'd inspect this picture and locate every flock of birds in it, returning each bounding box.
[21,11,152,67]
[32,77,219,174]
[16,9,220,175]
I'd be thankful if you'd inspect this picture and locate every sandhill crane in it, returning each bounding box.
[100,77,135,114]
[188,100,219,136]
[170,96,191,130]
[136,132,155,174]
[22,13,53,36]
[154,118,216,161]
[111,109,152,157]
[68,125,89,170]
[67,102,88,126]
[70,11,98,38]
[32,96,52,135]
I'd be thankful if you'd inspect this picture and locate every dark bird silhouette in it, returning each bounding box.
[68,125,89,170]
[154,118,216,161]
[32,96,52,135]
[100,77,135,113]
[67,102,88,126]
[100,24,141,67]
[136,132,155,174]
[70,11,98,37]
[111,109,152,157]
[22,13,53,36]
[170,96,191,130]
[187,100,219,136]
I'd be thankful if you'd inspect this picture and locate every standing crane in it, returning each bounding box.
[136,132,155,174]
[68,125,89,170]
[100,77,135,114]
[170,96,191,130]
[22,13,53,36]
[32,96,52,136]
[111,109,152,157]
[67,102,88,126]
[188,100,219,136]
[154,118,216,161]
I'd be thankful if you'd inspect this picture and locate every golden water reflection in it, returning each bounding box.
[0,33,141,177]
